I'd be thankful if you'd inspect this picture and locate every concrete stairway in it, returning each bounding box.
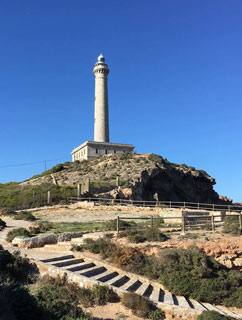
[35,254,242,320]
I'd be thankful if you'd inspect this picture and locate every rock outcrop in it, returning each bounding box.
[20,153,231,204]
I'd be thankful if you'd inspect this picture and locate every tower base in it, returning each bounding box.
[71,141,134,162]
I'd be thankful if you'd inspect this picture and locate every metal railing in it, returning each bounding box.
[68,196,242,212]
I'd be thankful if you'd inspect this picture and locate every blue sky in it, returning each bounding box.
[0,1,241,201]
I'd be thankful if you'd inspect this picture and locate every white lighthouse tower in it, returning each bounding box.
[71,54,134,162]
[93,54,109,143]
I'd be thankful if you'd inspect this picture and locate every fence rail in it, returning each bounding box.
[116,213,242,234]
[68,196,242,212]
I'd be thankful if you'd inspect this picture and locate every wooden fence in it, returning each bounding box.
[68,196,242,213]
[116,213,242,234]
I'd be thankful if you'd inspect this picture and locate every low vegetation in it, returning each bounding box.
[158,246,242,308]
[197,310,235,320]
[118,227,169,243]
[223,215,241,236]
[121,292,164,319]
[6,228,31,242]
[81,238,242,308]
[0,182,76,209]
[0,245,119,320]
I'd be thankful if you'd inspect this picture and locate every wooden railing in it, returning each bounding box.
[68,196,242,213]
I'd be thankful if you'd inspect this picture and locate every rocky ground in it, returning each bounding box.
[20,152,231,203]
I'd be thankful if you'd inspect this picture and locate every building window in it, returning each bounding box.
[96,149,98,154]
[105,149,107,154]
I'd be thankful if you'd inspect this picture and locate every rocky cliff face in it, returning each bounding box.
[21,153,231,204]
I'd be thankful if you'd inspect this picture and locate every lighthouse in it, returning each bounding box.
[71,54,134,162]
[93,54,109,143]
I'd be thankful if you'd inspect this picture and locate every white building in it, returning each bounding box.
[71,54,134,162]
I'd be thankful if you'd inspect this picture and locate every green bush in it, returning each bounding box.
[82,238,116,259]
[14,210,36,221]
[6,227,31,242]
[104,219,137,231]
[0,182,76,209]
[223,286,242,308]
[122,292,156,318]
[0,245,36,284]
[119,228,168,243]
[0,218,6,229]
[158,246,242,307]
[223,216,241,235]
[148,308,165,320]
[36,284,89,320]
[197,310,234,320]
[90,284,117,305]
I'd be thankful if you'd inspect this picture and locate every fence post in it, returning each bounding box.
[169,201,171,209]
[228,205,231,212]
[197,203,200,209]
[211,215,215,232]
[213,204,215,212]
[47,191,52,205]
[183,202,186,208]
[151,216,154,229]
[182,214,186,234]
[117,216,120,234]
[239,212,242,231]
[77,184,81,198]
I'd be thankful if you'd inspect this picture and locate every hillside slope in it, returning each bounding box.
[21,153,230,204]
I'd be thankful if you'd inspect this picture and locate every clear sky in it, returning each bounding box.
[0,1,241,202]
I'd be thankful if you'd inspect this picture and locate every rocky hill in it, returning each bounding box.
[21,153,231,204]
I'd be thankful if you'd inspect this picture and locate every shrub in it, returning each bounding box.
[197,310,233,320]
[148,154,163,164]
[148,308,165,320]
[223,216,241,235]
[223,286,242,308]
[0,208,17,216]
[0,245,36,284]
[104,219,136,231]
[90,284,117,305]
[0,218,6,229]
[157,246,242,307]
[111,246,147,273]
[122,292,156,318]
[14,210,36,221]
[36,283,88,319]
[82,238,116,259]
[119,228,168,243]
[6,227,30,242]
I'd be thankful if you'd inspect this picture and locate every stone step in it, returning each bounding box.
[176,296,191,309]
[109,275,130,288]
[203,303,227,315]
[81,266,107,277]
[40,255,74,263]
[71,238,84,244]
[91,269,112,281]
[189,299,207,312]
[52,258,84,267]
[217,307,242,319]
[67,262,95,272]
[135,283,150,296]
[37,255,242,320]
[149,287,160,302]
[119,278,136,291]
[97,271,119,283]
[163,291,174,305]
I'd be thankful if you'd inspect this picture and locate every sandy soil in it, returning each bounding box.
[84,302,143,320]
